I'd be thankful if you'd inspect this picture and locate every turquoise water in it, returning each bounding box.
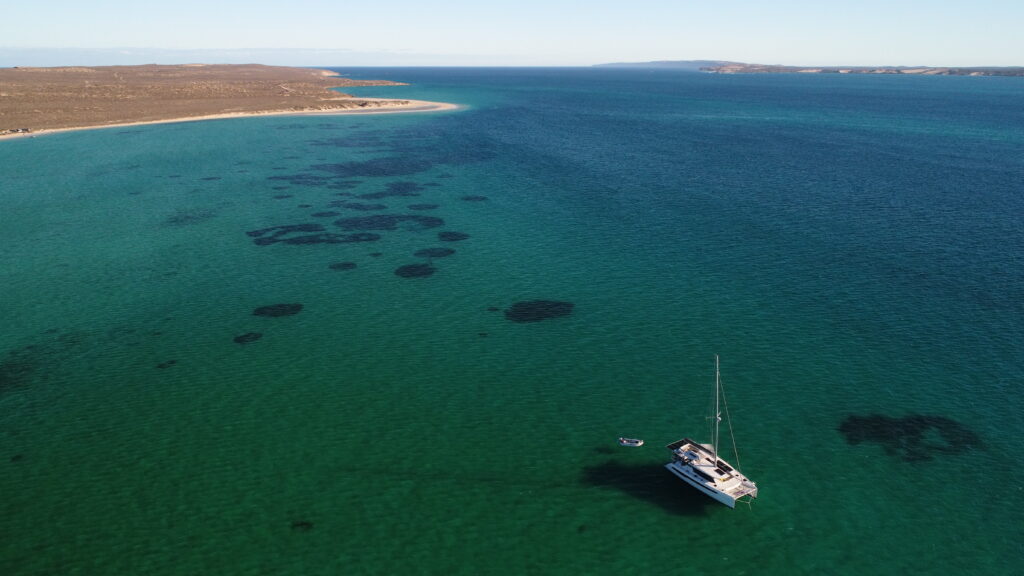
[2,68,1022,575]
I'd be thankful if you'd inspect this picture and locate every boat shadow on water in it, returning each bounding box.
[581,460,713,516]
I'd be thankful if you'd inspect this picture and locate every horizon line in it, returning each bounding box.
[0,47,1019,69]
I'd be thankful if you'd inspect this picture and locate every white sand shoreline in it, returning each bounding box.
[0,98,460,141]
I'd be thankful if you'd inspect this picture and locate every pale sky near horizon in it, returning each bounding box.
[3,0,1021,67]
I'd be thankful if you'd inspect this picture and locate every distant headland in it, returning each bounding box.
[595,60,1024,76]
[0,64,457,139]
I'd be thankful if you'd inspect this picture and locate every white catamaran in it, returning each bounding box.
[665,355,758,508]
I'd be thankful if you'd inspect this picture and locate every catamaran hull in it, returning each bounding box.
[664,462,737,508]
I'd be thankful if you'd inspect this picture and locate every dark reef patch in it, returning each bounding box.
[271,232,380,245]
[156,360,177,369]
[272,194,293,199]
[505,300,574,323]
[165,208,216,226]
[358,181,423,200]
[487,307,500,312]
[312,158,433,178]
[329,262,357,271]
[267,174,334,187]
[461,195,488,202]
[253,303,303,317]
[327,180,362,190]
[233,332,263,344]
[369,252,382,257]
[389,181,424,194]
[10,454,24,463]
[438,231,470,242]
[414,247,455,258]
[200,177,222,181]
[335,214,444,232]
[56,332,84,347]
[272,186,290,190]
[329,202,387,211]
[408,204,439,211]
[309,134,385,148]
[395,264,436,278]
[837,414,982,462]
[246,224,378,246]
[290,520,314,532]
[311,211,340,218]
[247,223,324,245]
[298,204,312,208]
[248,223,325,237]
[0,357,34,394]
[1,333,97,394]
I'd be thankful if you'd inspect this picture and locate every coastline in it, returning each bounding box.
[0,98,460,141]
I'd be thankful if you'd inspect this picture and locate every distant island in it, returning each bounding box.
[0,64,457,139]
[594,60,741,71]
[596,60,1024,76]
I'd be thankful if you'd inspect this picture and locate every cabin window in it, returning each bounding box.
[694,469,715,483]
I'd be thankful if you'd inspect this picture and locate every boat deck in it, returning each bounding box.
[666,438,758,501]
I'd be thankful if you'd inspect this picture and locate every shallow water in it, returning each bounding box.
[2,68,1022,575]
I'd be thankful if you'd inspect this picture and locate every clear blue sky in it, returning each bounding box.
[2,0,1021,66]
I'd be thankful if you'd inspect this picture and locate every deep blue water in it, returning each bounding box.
[1,68,1023,575]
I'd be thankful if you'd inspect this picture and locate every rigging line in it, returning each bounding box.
[720,374,743,474]
[708,362,717,447]
[714,355,720,466]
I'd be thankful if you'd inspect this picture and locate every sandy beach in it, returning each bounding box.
[0,64,459,140]
[0,98,459,141]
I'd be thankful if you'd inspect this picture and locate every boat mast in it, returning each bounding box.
[714,355,721,468]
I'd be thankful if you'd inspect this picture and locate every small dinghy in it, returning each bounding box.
[618,437,644,447]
